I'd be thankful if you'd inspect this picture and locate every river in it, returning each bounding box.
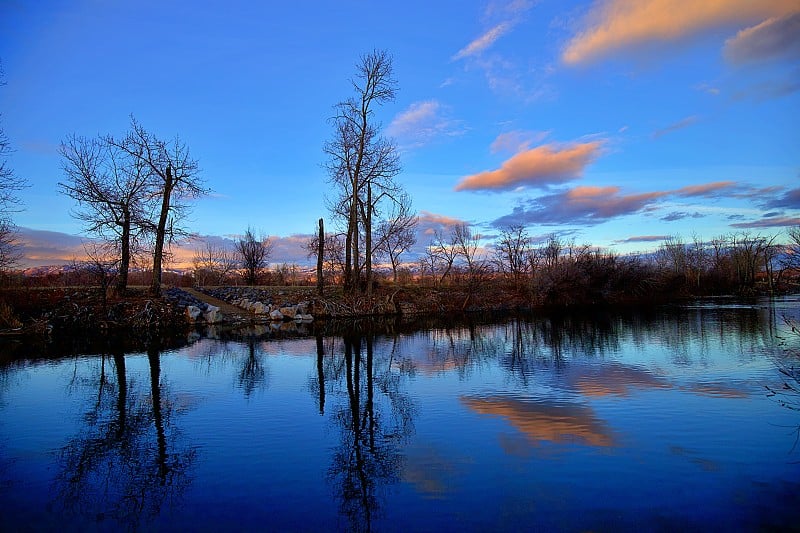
[1,296,799,531]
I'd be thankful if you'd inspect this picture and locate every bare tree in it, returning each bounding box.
[451,223,482,275]
[0,218,20,273]
[324,50,400,294]
[192,240,235,286]
[235,227,273,285]
[109,116,205,296]
[494,225,531,286]
[428,229,458,285]
[307,230,347,285]
[75,241,120,306]
[59,134,151,295]
[729,232,768,289]
[686,232,708,289]
[374,193,417,283]
[0,64,26,272]
[780,226,800,275]
[541,234,563,271]
[656,235,686,275]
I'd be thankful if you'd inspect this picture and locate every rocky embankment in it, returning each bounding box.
[161,286,427,326]
[164,286,322,325]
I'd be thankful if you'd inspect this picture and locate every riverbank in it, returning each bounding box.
[1,281,796,346]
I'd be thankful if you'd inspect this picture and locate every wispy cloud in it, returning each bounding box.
[731,215,800,228]
[453,22,514,60]
[387,100,466,149]
[490,130,551,154]
[455,140,605,192]
[724,11,800,64]
[652,115,700,139]
[732,70,800,100]
[695,83,721,96]
[484,0,535,19]
[760,186,800,210]
[660,211,706,222]
[562,0,799,65]
[674,181,738,197]
[614,235,671,244]
[493,185,666,227]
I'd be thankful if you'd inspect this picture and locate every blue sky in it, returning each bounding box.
[1,0,798,267]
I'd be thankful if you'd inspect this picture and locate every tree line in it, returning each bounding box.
[1,53,798,302]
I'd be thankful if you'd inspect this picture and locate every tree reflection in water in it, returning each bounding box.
[52,343,196,530]
[237,336,269,398]
[321,333,415,532]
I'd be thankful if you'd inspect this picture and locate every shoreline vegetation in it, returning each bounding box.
[1,262,797,350]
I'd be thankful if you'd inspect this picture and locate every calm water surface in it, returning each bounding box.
[2,297,799,531]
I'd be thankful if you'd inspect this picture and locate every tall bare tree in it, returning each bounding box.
[324,50,400,294]
[109,117,205,296]
[59,134,151,295]
[235,227,273,285]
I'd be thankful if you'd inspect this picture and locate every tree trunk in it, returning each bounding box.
[151,165,174,297]
[365,183,372,297]
[352,201,360,293]
[116,207,130,295]
[317,218,324,295]
[344,195,355,292]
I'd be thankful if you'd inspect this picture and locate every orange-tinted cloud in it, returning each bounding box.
[675,181,738,197]
[562,0,800,65]
[455,141,604,192]
[724,11,800,64]
[462,396,616,447]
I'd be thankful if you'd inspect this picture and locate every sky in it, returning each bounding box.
[1,0,798,268]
